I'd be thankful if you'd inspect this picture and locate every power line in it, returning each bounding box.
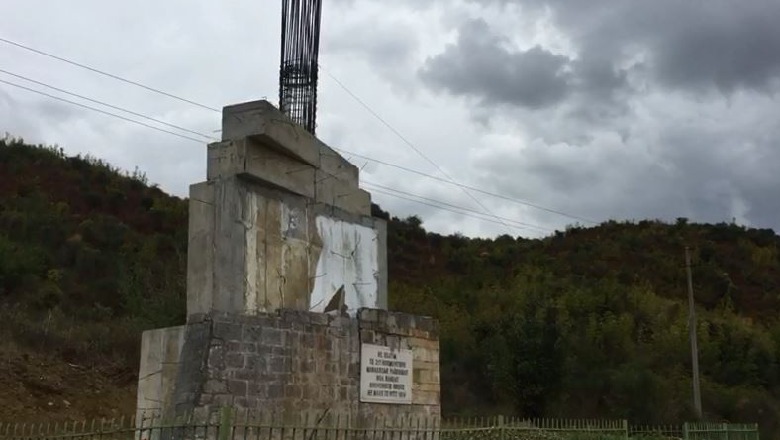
[0,36,221,113]
[341,148,598,225]
[0,78,542,235]
[367,186,545,234]
[0,79,205,144]
[319,64,516,234]
[2,76,553,235]
[0,75,541,235]
[0,36,595,227]
[0,68,218,141]
[362,181,551,233]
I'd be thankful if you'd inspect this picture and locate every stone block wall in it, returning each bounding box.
[187,310,359,417]
[137,308,440,426]
[359,310,440,409]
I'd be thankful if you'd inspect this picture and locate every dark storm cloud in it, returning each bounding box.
[5,0,780,238]
[419,19,573,109]
[425,0,780,108]
[407,0,780,234]
[471,92,780,231]
[648,2,780,94]
[655,121,780,228]
[489,0,780,94]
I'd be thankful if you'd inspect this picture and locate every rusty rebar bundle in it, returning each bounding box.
[279,0,322,135]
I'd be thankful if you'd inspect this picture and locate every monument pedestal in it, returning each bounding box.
[138,309,440,423]
[136,100,440,428]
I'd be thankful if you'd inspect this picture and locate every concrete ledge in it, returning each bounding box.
[220,100,360,186]
[207,140,368,216]
[222,100,320,166]
[315,170,371,216]
[207,140,318,198]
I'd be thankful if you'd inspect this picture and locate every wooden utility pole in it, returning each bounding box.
[685,246,703,419]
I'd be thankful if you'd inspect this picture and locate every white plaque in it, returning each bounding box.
[359,343,413,404]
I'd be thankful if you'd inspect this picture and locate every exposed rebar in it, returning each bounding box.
[279,0,323,135]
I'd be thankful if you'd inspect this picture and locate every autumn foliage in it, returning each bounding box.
[1,138,779,437]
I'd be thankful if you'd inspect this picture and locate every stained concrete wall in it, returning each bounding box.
[136,326,186,423]
[186,176,387,318]
[187,99,386,319]
[136,309,440,425]
[206,138,371,216]
[210,104,371,217]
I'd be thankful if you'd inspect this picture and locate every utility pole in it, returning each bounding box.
[685,246,703,419]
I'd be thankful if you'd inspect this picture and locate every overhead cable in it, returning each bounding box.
[362,181,551,233]
[0,36,595,227]
[0,36,220,112]
[320,64,515,233]
[0,68,218,141]
[0,79,205,144]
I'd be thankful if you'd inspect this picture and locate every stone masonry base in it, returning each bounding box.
[137,308,440,427]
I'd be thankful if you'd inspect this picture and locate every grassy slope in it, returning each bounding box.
[1,139,780,437]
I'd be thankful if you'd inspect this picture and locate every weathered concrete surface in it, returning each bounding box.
[206,139,366,215]
[220,100,358,183]
[136,326,186,422]
[207,139,318,199]
[188,99,384,318]
[186,176,387,319]
[314,169,371,215]
[137,309,439,423]
[186,182,215,317]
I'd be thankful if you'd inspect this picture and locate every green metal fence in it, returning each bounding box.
[684,423,759,440]
[0,409,760,440]
[628,424,683,440]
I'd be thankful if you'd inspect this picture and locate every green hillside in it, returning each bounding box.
[1,138,779,437]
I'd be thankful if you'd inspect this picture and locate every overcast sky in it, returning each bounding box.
[1,0,779,239]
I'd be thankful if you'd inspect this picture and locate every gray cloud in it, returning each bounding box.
[419,19,572,109]
[649,3,780,94]
[4,0,780,240]
[424,0,780,111]
[514,0,780,95]
[408,0,780,235]
[470,88,780,232]
[655,117,780,228]
[324,18,419,77]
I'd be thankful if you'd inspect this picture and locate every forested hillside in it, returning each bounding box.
[1,138,779,438]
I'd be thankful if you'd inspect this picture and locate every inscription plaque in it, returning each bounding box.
[359,343,413,404]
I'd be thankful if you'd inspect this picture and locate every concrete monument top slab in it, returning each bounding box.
[207,100,365,215]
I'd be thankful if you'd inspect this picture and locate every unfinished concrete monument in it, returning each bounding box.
[136,100,441,426]
[189,100,387,317]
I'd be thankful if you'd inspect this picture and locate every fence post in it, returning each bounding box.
[722,423,728,440]
[218,407,234,440]
[497,415,505,440]
[683,422,689,440]
[622,420,629,440]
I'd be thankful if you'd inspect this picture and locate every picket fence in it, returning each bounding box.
[0,409,759,440]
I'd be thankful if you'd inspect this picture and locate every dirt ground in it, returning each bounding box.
[0,343,137,425]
